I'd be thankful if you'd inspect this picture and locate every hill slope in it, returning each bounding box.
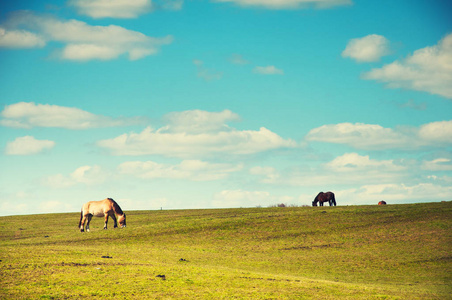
[1,202,451,299]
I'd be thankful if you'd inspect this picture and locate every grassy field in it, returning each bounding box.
[1,202,451,299]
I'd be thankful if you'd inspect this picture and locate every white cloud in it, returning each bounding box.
[326,153,405,172]
[44,165,107,188]
[305,121,452,150]
[69,0,152,19]
[98,110,296,157]
[213,0,352,9]
[119,160,243,181]
[1,102,144,129]
[69,0,183,18]
[337,183,452,205]
[160,109,240,134]
[422,158,452,171]
[253,65,284,75]
[418,120,452,143]
[363,33,452,99]
[1,11,173,61]
[252,153,408,187]
[342,34,390,62]
[0,27,46,48]
[5,136,55,155]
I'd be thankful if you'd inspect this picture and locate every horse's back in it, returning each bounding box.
[82,198,113,217]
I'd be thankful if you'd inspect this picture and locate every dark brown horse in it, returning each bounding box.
[79,198,126,232]
[312,192,336,206]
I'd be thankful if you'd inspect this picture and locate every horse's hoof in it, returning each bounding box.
[80,229,84,233]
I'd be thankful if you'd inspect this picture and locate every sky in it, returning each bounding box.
[0,0,451,216]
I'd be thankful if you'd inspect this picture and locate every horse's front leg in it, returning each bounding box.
[112,214,118,228]
[320,201,324,206]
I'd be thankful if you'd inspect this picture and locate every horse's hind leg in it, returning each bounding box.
[80,215,87,232]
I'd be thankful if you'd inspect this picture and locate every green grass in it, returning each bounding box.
[1,202,451,299]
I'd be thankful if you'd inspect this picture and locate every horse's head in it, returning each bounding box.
[118,213,126,228]
[312,201,318,207]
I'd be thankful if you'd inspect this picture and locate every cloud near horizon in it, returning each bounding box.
[363,33,452,99]
[305,121,452,150]
[0,11,173,61]
[251,152,410,187]
[213,0,352,9]
[0,102,145,129]
[97,109,297,157]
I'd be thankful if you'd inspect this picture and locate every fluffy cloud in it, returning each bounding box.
[422,158,452,171]
[44,165,106,188]
[98,109,296,157]
[0,11,173,61]
[326,153,405,172]
[1,102,144,129]
[69,0,152,19]
[0,27,46,48]
[69,0,183,18]
[305,121,452,150]
[251,153,408,186]
[363,33,452,99]
[119,160,243,181]
[213,0,352,9]
[161,109,240,134]
[5,136,55,155]
[253,65,284,75]
[342,34,390,62]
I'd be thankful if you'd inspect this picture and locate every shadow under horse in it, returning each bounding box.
[312,191,336,206]
[79,198,126,232]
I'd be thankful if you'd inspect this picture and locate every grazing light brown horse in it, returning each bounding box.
[79,198,126,232]
[312,191,336,206]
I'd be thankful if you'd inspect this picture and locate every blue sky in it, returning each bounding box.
[0,0,451,216]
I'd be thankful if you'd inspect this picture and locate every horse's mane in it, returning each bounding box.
[108,198,124,215]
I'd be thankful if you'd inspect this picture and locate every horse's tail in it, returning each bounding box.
[78,210,83,228]
[331,193,336,206]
